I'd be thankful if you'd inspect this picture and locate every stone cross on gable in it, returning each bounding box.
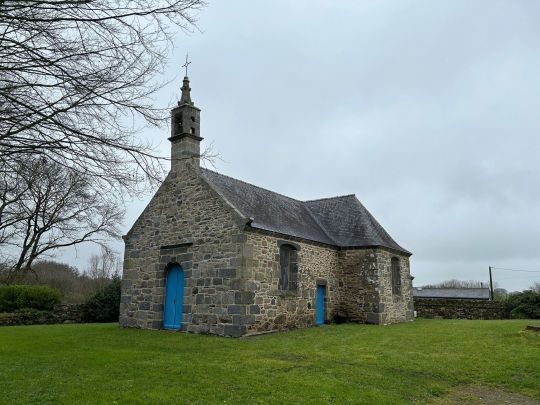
[182,53,191,77]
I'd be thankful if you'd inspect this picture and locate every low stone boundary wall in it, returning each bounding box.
[414,298,504,320]
[0,303,83,326]
[53,304,83,323]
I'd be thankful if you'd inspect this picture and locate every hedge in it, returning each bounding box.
[505,290,540,319]
[80,277,121,322]
[0,285,62,312]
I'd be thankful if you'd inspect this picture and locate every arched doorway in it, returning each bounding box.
[163,264,184,329]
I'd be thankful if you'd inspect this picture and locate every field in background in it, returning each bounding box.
[0,319,538,403]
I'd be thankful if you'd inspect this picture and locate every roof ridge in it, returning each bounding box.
[202,168,357,204]
[305,194,356,203]
[200,167,305,203]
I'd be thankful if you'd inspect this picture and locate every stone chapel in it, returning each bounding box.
[119,76,414,337]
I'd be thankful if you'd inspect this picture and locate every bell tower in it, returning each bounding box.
[169,73,202,169]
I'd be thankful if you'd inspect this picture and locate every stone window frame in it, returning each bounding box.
[391,256,401,295]
[277,240,300,292]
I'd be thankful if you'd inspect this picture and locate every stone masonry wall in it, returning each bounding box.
[243,230,340,333]
[337,248,413,324]
[120,163,250,336]
[0,304,82,326]
[414,298,504,320]
[336,248,380,323]
[377,249,414,323]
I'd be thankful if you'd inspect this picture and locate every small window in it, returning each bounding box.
[391,257,401,294]
[191,116,196,122]
[191,127,196,134]
[279,244,298,291]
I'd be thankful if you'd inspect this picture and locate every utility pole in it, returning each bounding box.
[489,266,494,301]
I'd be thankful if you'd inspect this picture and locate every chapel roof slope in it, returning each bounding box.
[200,168,335,245]
[200,168,410,254]
[305,195,410,254]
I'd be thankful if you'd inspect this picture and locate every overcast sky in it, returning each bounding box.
[63,1,540,291]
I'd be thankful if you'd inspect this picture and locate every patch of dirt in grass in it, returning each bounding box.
[434,385,539,404]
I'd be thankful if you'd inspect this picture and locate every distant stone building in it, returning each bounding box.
[412,287,490,300]
[119,76,414,336]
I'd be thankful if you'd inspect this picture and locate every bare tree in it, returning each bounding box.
[530,282,540,293]
[0,157,123,283]
[0,260,115,302]
[0,0,206,192]
[86,245,121,291]
[493,287,508,302]
[421,279,488,289]
[0,159,30,246]
[22,260,85,302]
[0,1,208,283]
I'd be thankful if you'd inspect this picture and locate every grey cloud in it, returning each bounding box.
[59,1,540,291]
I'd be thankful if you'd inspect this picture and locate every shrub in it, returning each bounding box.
[0,285,62,312]
[80,276,121,322]
[505,290,540,319]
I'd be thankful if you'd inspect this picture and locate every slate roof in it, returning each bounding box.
[200,168,410,254]
[412,288,490,300]
[305,196,408,252]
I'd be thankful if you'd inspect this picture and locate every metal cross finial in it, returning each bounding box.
[182,53,191,77]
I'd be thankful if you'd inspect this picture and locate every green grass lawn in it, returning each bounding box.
[0,319,538,404]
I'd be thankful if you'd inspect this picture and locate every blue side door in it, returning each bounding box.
[163,265,184,329]
[316,285,324,326]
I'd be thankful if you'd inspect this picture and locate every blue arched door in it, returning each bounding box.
[163,265,184,329]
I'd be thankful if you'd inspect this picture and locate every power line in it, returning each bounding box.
[494,276,540,281]
[491,267,540,273]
